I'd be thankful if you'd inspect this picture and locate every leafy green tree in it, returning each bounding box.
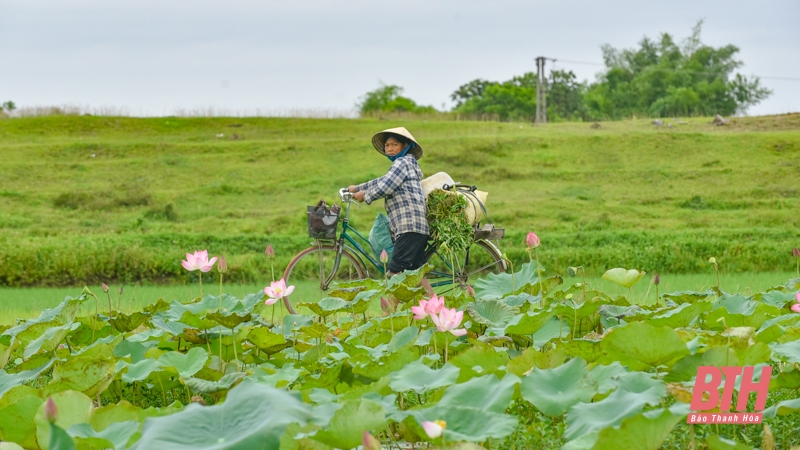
[547,70,587,121]
[1,101,15,112]
[585,20,771,119]
[358,84,435,115]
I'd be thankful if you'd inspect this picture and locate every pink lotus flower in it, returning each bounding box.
[380,249,389,264]
[526,232,540,249]
[264,278,294,305]
[265,244,275,258]
[411,294,445,320]
[181,250,218,272]
[431,306,467,336]
[422,420,446,439]
[792,292,800,313]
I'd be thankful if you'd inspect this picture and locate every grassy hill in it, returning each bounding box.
[1,114,799,286]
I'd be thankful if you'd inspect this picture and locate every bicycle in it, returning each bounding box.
[281,187,507,314]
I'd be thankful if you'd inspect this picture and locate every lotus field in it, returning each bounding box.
[1,242,800,450]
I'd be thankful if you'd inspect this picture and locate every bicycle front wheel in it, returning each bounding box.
[282,244,368,314]
[425,240,507,296]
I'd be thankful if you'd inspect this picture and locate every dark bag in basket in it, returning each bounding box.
[307,200,340,239]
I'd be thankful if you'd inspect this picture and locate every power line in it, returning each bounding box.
[548,58,800,82]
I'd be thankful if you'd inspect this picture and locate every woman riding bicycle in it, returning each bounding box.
[348,127,434,296]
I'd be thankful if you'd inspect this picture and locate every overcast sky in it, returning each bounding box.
[2,0,798,117]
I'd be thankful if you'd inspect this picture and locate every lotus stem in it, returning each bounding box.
[219,273,223,297]
[105,292,115,336]
[535,247,544,307]
[199,272,203,297]
[232,328,241,371]
[445,337,449,364]
[269,259,275,282]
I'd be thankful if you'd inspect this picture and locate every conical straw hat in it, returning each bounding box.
[371,127,423,160]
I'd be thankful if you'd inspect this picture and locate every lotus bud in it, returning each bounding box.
[119,286,124,294]
[794,247,800,258]
[567,267,577,277]
[654,273,660,285]
[265,244,275,259]
[380,297,392,312]
[380,249,389,264]
[217,257,228,274]
[45,398,58,423]
[102,283,109,293]
[467,285,475,297]
[362,432,381,450]
[526,232,540,249]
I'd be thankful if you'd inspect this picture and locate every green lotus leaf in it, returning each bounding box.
[178,311,219,331]
[385,275,425,302]
[349,289,381,314]
[448,345,509,382]
[142,298,171,314]
[48,422,76,450]
[300,322,331,339]
[327,286,367,301]
[0,394,43,448]
[705,434,755,449]
[521,357,595,417]
[755,290,796,309]
[590,405,689,450]
[402,405,517,443]
[438,373,518,414]
[503,309,554,336]
[110,312,150,333]
[122,358,161,383]
[205,311,252,329]
[762,397,800,418]
[474,261,543,300]
[564,385,665,440]
[130,380,312,450]
[297,298,349,317]
[157,347,208,378]
[771,339,800,364]
[466,300,519,328]
[34,390,93,450]
[68,421,139,450]
[600,322,690,370]
[0,442,25,450]
[388,325,419,350]
[1,294,89,345]
[601,268,646,289]
[282,314,313,336]
[307,398,387,449]
[149,315,189,336]
[113,339,149,363]
[388,359,459,394]
[561,338,604,363]
[255,364,305,388]
[0,360,54,399]
[649,302,711,328]
[24,322,80,359]
[519,275,563,297]
[43,344,117,398]
[247,328,288,353]
[661,290,716,305]
[506,346,567,376]
[183,372,246,394]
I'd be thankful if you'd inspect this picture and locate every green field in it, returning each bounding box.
[0,271,795,324]
[1,114,799,288]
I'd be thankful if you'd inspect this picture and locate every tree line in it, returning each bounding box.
[359,22,771,121]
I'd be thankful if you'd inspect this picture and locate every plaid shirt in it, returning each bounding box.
[357,155,430,237]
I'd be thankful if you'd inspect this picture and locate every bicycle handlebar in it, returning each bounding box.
[338,188,353,202]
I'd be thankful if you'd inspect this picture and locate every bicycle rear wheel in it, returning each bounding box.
[425,239,507,296]
[282,243,368,314]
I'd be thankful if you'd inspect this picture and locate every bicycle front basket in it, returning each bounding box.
[307,204,339,239]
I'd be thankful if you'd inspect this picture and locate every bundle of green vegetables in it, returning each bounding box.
[426,189,474,256]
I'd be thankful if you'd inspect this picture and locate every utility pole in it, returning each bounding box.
[535,56,547,124]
